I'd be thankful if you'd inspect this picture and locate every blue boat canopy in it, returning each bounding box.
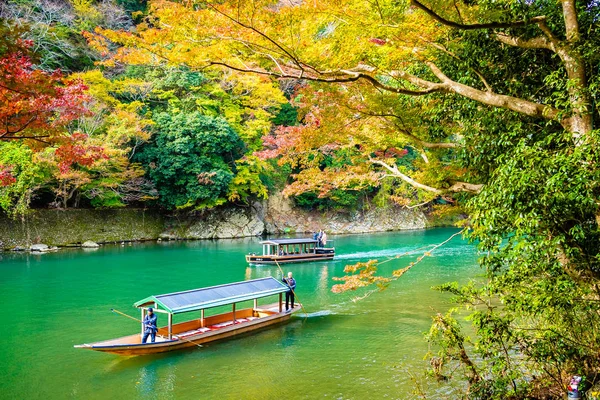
[134,277,289,314]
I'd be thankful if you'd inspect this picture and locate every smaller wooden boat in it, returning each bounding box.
[74,277,300,356]
[245,238,335,265]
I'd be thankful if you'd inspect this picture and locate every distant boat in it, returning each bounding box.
[74,277,300,356]
[246,237,335,264]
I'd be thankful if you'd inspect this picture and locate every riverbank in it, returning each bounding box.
[0,194,462,249]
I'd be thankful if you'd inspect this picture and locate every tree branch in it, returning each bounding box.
[495,32,555,52]
[411,0,546,30]
[370,158,482,194]
[425,62,561,123]
[354,109,458,149]
[561,0,581,43]
[0,135,51,144]
[205,2,307,74]
[426,41,493,92]
[206,61,441,96]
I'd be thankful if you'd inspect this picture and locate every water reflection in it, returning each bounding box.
[135,360,178,400]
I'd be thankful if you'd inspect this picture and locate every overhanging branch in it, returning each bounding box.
[411,0,546,30]
[370,158,482,194]
[206,61,441,96]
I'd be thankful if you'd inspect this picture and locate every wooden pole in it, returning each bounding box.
[141,308,145,338]
[279,293,282,312]
[232,303,236,323]
[274,260,308,316]
[201,309,205,328]
[168,313,172,340]
[111,309,203,348]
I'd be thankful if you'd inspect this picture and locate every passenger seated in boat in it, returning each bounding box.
[142,308,158,343]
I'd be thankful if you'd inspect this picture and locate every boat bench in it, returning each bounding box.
[175,317,260,338]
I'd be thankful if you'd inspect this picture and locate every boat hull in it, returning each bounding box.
[75,305,299,356]
[246,250,334,264]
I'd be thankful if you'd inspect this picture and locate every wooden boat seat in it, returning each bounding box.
[210,321,234,329]
[175,327,212,339]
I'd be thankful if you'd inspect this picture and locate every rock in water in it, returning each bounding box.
[81,241,100,248]
[30,244,50,252]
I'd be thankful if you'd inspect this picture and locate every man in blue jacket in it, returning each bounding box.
[283,272,296,311]
[142,307,158,343]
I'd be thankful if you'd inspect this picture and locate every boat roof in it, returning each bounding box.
[134,277,289,314]
[260,238,318,245]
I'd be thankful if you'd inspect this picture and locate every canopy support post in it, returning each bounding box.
[141,308,145,339]
[232,303,236,323]
[279,293,282,312]
[201,309,205,328]
[168,313,172,340]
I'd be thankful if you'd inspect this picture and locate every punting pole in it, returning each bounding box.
[110,309,203,348]
[274,259,308,316]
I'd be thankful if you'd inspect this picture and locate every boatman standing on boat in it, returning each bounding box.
[283,272,296,311]
[142,307,158,343]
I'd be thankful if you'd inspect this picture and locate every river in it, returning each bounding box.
[0,228,478,399]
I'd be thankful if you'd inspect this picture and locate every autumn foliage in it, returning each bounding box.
[53,133,108,174]
[0,40,89,143]
[0,166,17,186]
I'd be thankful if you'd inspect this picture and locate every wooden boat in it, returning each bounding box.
[74,277,300,356]
[246,238,335,264]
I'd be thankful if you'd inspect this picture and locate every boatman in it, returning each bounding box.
[142,307,158,343]
[283,272,296,311]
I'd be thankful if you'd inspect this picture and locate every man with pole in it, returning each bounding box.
[142,307,158,343]
[282,272,296,311]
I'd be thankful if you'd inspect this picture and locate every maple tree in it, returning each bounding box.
[0,40,89,144]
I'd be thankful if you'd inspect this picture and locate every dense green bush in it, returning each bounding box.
[135,112,244,209]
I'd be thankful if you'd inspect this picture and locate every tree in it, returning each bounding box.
[0,141,51,216]
[99,0,600,397]
[0,23,89,143]
[134,112,244,209]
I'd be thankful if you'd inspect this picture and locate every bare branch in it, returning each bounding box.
[411,0,546,30]
[206,61,442,96]
[426,41,493,92]
[561,0,581,43]
[425,62,561,123]
[0,135,51,144]
[495,32,555,52]
[354,109,458,149]
[370,158,482,194]
[205,2,306,73]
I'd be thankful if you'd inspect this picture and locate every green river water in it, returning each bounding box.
[0,228,478,400]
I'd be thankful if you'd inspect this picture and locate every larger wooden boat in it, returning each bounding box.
[74,277,300,356]
[246,238,335,265]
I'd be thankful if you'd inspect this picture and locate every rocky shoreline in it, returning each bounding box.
[0,194,454,250]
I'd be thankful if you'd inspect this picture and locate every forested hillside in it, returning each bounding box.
[0,0,437,217]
